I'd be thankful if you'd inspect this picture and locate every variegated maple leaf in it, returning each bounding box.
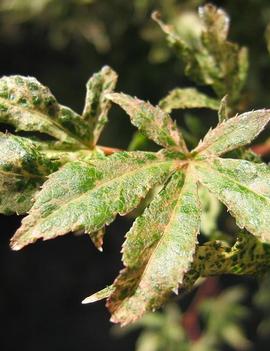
[0,66,117,214]
[6,87,270,325]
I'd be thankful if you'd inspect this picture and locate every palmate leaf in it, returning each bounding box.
[10,151,178,250]
[0,67,116,210]
[0,66,117,148]
[107,93,188,153]
[4,62,270,326]
[0,132,59,214]
[159,88,219,113]
[107,170,201,325]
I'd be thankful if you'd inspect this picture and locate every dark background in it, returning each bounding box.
[1,0,270,350]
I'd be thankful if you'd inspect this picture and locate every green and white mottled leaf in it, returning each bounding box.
[107,169,201,325]
[10,151,177,250]
[193,109,270,157]
[82,66,118,147]
[194,158,270,242]
[184,233,270,288]
[107,93,188,153]
[83,234,270,306]
[159,88,219,113]
[0,75,91,147]
[0,133,58,214]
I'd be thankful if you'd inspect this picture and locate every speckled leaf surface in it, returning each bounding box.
[107,93,187,152]
[0,133,58,214]
[85,234,270,304]
[193,110,270,157]
[194,158,270,242]
[198,234,270,276]
[159,88,219,113]
[10,151,176,250]
[0,75,92,147]
[106,169,201,325]
[183,233,270,289]
[82,66,117,146]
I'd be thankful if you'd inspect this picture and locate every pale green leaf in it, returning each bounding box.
[0,75,92,147]
[193,109,270,157]
[82,66,118,147]
[107,169,201,325]
[159,88,219,113]
[107,93,188,153]
[10,151,177,250]
[194,158,270,242]
[265,23,270,54]
[218,95,229,122]
[198,186,221,236]
[128,131,152,151]
[0,133,58,214]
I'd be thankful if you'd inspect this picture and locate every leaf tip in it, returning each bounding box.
[151,10,161,21]
[81,296,93,304]
[10,241,23,251]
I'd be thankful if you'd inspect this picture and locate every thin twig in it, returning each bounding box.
[252,143,270,156]
[98,145,122,155]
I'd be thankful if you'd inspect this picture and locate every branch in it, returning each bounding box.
[98,145,122,155]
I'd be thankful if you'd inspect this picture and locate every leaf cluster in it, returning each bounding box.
[1,4,270,327]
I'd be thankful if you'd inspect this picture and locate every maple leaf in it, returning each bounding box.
[0,67,117,148]
[8,85,270,324]
[0,66,117,213]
